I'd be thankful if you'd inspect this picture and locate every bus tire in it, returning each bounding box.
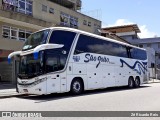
[128,77,134,88]
[135,77,140,87]
[70,78,83,95]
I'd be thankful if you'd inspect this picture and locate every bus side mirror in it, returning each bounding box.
[8,51,22,64]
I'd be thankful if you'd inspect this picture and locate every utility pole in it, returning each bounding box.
[155,52,158,82]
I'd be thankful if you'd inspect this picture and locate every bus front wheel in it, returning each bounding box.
[128,77,134,88]
[70,78,83,95]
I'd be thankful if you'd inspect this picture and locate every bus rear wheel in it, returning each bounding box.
[70,79,83,95]
[128,77,134,88]
[135,77,140,87]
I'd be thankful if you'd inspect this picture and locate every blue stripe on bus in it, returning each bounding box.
[120,59,147,75]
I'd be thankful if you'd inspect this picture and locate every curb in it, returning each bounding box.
[0,93,24,99]
[145,80,160,84]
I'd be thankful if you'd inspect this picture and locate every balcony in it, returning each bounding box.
[0,8,52,30]
[76,0,82,10]
[49,0,81,10]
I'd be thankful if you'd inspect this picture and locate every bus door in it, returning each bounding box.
[46,52,67,93]
[46,53,61,93]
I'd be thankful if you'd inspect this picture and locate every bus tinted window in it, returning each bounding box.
[74,34,128,58]
[45,49,68,73]
[130,48,147,60]
[23,29,50,51]
[49,30,76,52]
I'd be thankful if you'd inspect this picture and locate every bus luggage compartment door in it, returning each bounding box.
[47,74,61,93]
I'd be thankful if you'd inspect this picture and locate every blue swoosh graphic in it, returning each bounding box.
[120,59,147,75]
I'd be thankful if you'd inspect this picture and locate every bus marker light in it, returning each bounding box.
[8,58,11,64]
[34,52,39,60]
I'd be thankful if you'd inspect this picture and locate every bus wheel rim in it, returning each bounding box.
[73,81,81,92]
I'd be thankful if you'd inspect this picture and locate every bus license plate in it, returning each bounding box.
[23,89,28,93]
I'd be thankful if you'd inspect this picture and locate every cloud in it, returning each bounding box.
[139,25,157,38]
[107,19,134,27]
[103,19,157,38]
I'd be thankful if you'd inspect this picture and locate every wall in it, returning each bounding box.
[0,21,36,83]
[32,0,101,34]
[0,21,36,51]
[0,0,101,34]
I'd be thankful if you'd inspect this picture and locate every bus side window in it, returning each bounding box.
[46,55,59,72]
[59,55,67,70]
[129,47,147,60]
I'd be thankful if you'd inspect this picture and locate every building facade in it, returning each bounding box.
[102,24,160,79]
[0,0,101,83]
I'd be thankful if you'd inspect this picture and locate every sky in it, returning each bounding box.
[81,0,160,38]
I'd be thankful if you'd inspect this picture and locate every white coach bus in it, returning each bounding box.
[8,27,148,95]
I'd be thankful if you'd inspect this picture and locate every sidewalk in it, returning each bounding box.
[0,84,21,98]
[147,79,160,84]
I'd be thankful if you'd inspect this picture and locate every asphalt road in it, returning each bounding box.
[0,82,160,120]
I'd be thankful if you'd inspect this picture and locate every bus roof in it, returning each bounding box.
[36,27,146,51]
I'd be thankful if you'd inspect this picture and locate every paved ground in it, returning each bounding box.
[0,84,18,98]
[0,81,160,120]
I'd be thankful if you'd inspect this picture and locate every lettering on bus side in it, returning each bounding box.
[84,53,110,68]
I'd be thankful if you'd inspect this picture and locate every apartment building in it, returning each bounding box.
[102,24,160,79]
[0,0,101,83]
[102,24,141,42]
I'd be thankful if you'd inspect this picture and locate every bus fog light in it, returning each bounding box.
[35,88,42,91]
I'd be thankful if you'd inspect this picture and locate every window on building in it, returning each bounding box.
[139,44,143,48]
[42,4,47,12]
[26,31,32,39]
[11,27,18,40]
[83,20,87,25]
[97,25,101,28]
[88,22,91,27]
[60,12,79,28]
[18,0,25,13]
[19,29,25,41]
[101,33,106,37]
[18,0,33,15]
[112,31,116,34]
[26,0,33,15]
[2,26,10,38]
[60,12,70,27]
[2,0,33,15]
[2,26,32,41]
[2,0,18,11]
[19,30,32,41]
[147,44,151,47]
[70,16,78,28]
[158,43,160,48]
[49,8,54,14]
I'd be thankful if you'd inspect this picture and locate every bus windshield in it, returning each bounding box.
[18,52,44,79]
[22,29,50,51]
